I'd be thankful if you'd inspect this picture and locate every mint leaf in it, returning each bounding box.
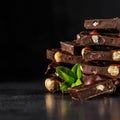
[71,79,82,87]
[71,64,82,79]
[76,64,82,79]
[71,64,78,77]
[56,66,75,84]
[60,82,71,91]
[56,64,83,91]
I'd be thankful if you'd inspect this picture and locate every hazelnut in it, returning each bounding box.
[108,65,119,76]
[96,85,105,91]
[89,30,99,35]
[45,78,61,92]
[81,47,92,57]
[112,50,120,61]
[91,35,99,43]
[93,21,99,26]
[54,51,62,62]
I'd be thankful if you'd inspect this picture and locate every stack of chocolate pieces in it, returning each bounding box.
[45,17,120,101]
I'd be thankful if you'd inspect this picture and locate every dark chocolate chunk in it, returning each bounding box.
[84,17,120,32]
[46,49,83,64]
[81,64,120,79]
[69,79,116,101]
[60,41,82,55]
[75,33,120,47]
[82,48,120,62]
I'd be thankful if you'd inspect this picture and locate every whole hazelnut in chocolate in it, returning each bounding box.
[108,65,119,76]
[91,35,99,43]
[54,51,62,62]
[112,50,120,61]
[81,47,92,57]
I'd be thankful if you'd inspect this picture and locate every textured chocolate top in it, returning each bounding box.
[84,17,120,32]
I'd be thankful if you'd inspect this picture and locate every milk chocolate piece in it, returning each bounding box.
[84,17,120,32]
[82,49,120,62]
[69,79,115,101]
[81,64,120,78]
[60,41,82,55]
[46,49,83,64]
[75,33,120,47]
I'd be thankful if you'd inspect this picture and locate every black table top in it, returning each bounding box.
[0,81,120,120]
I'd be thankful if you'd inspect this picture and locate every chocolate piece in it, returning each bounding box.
[74,33,120,47]
[46,49,83,64]
[60,41,111,55]
[60,41,82,55]
[81,64,120,78]
[84,17,120,32]
[69,79,115,101]
[75,33,120,47]
[82,48,120,62]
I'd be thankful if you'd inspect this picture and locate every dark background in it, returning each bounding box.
[1,0,120,81]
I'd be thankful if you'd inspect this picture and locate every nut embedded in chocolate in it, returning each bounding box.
[112,50,120,61]
[91,35,99,43]
[54,51,62,62]
[108,65,119,76]
[81,47,92,57]
[93,21,99,26]
[96,85,105,91]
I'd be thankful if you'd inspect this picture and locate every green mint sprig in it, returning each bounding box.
[56,64,82,92]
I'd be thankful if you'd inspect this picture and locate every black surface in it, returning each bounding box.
[0,81,120,120]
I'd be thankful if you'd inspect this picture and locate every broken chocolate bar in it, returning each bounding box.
[60,41,82,55]
[84,17,120,32]
[81,64,120,79]
[82,48,120,62]
[75,33,120,47]
[46,49,83,64]
[69,79,116,101]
